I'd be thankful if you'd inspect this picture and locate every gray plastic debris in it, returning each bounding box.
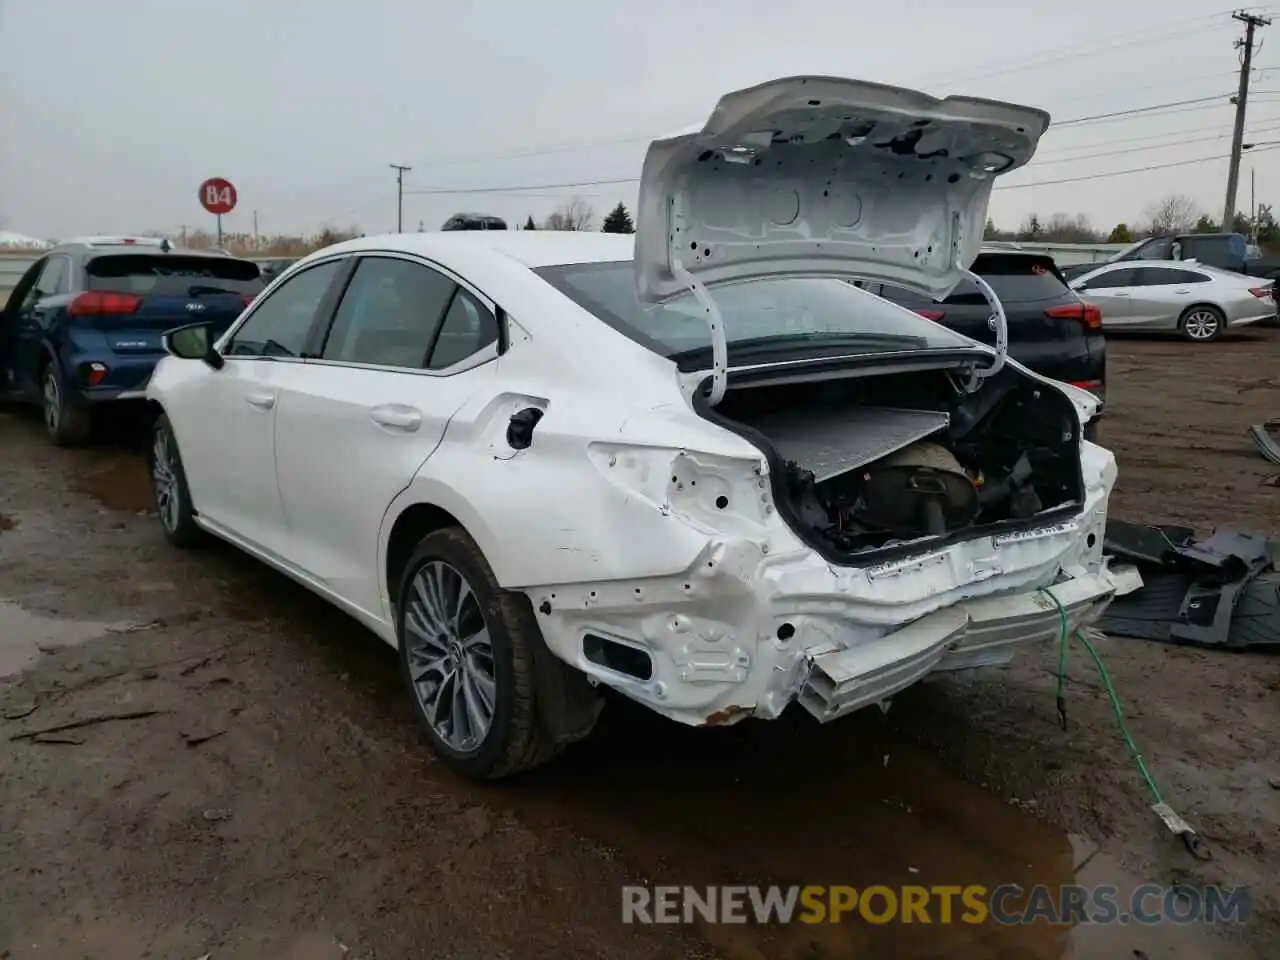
[1099,520,1280,651]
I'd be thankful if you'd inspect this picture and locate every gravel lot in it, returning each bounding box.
[1,329,1278,960]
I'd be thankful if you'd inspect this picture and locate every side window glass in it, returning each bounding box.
[21,259,61,309]
[1171,269,1210,284]
[1137,238,1173,260]
[322,257,456,368]
[1082,269,1133,289]
[428,288,499,369]
[226,260,342,358]
[1134,268,1177,286]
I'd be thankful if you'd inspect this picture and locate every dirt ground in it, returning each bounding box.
[1,329,1278,960]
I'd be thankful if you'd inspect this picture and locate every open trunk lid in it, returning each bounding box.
[633,76,1050,305]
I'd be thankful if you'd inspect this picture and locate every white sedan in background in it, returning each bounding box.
[145,75,1135,780]
[1068,260,1275,342]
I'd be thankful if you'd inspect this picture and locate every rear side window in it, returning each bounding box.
[321,256,456,368]
[428,289,499,369]
[86,254,263,296]
[1132,267,1209,286]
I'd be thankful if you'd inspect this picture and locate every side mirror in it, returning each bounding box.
[163,321,224,370]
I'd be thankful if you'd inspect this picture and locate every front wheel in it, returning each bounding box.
[42,364,91,447]
[149,414,202,547]
[1179,306,1225,343]
[397,527,564,780]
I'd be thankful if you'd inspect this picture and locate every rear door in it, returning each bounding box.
[1123,266,1202,330]
[7,256,71,397]
[272,254,502,622]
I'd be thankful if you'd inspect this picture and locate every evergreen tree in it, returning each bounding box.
[602,202,635,234]
[523,215,537,230]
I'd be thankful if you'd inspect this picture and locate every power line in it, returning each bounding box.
[1034,116,1280,155]
[405,176,639,196]
[325,10,1271,204]
[399,142,1280,200]
[919,12,1249,88]
[1054,94,1232,126]
[995,143,1280,191]
[1032,121,1280,163]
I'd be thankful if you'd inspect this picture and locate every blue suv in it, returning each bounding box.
[0,237,265,445]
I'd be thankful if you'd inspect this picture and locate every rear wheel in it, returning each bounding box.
[149,414,202,547]
[1179,306,1225,343]
[42,364,91,447]
[397,527,563,780]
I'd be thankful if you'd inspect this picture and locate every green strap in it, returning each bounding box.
[1037,586,1164,805]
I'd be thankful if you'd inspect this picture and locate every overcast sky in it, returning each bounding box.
[2,0,1278,241]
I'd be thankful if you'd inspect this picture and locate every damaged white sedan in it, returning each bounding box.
[146,75,1138,779]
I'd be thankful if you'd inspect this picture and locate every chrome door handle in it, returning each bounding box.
[244,392,276,410]
[1173,289,1191,294]
[370,404,422,431]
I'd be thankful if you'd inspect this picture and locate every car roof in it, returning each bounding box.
[315,230,636,269]
[48,237,237,259]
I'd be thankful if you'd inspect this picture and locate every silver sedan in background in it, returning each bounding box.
[1068,261,1276,342]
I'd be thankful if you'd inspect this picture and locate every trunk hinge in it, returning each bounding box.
[953,212,1008,392]
[672,256,728,406]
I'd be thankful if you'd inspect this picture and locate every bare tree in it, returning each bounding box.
[1042,212,1099,243]
[543,197,596,231]
[1144,194,1199,237]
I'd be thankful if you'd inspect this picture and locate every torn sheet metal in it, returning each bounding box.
[749,406,949,483]
[1098,520,1280,651]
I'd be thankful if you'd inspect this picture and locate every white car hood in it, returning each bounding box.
[633,76,1050,305]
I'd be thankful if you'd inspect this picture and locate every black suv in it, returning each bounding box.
[860,250,1105,437]
[441,213,508,231]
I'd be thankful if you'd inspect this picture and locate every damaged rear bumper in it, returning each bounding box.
[800,563,1141,722]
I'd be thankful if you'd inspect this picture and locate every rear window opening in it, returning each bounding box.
[86,254,263,296]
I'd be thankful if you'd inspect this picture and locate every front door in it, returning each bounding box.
[272,254,504,622]
[2,256,70,399]
[171,257,348,559]
[1075,267,1139,329]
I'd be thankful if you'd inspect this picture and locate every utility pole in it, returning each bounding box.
[1223,10,1270,230]
[389,163,411,232]
[253,209,259,249]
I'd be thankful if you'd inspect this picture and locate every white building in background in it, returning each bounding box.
[0,231,52,249]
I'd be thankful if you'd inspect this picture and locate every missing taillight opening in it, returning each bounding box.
[67,291,142,316]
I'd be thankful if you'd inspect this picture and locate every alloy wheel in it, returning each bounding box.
[42,370,60,435]
[1184,310,1220,341]
[152,430,181,533]
[403,560,497,753]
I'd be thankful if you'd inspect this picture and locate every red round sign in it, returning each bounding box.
[199,177,237,215]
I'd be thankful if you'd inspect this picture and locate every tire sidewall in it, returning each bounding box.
[1181,306,1224,342]
[150,414,199,545]
[42,365,63,439]
[396,530,520,778]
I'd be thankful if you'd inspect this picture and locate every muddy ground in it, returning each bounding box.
[1,330,1278,960]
